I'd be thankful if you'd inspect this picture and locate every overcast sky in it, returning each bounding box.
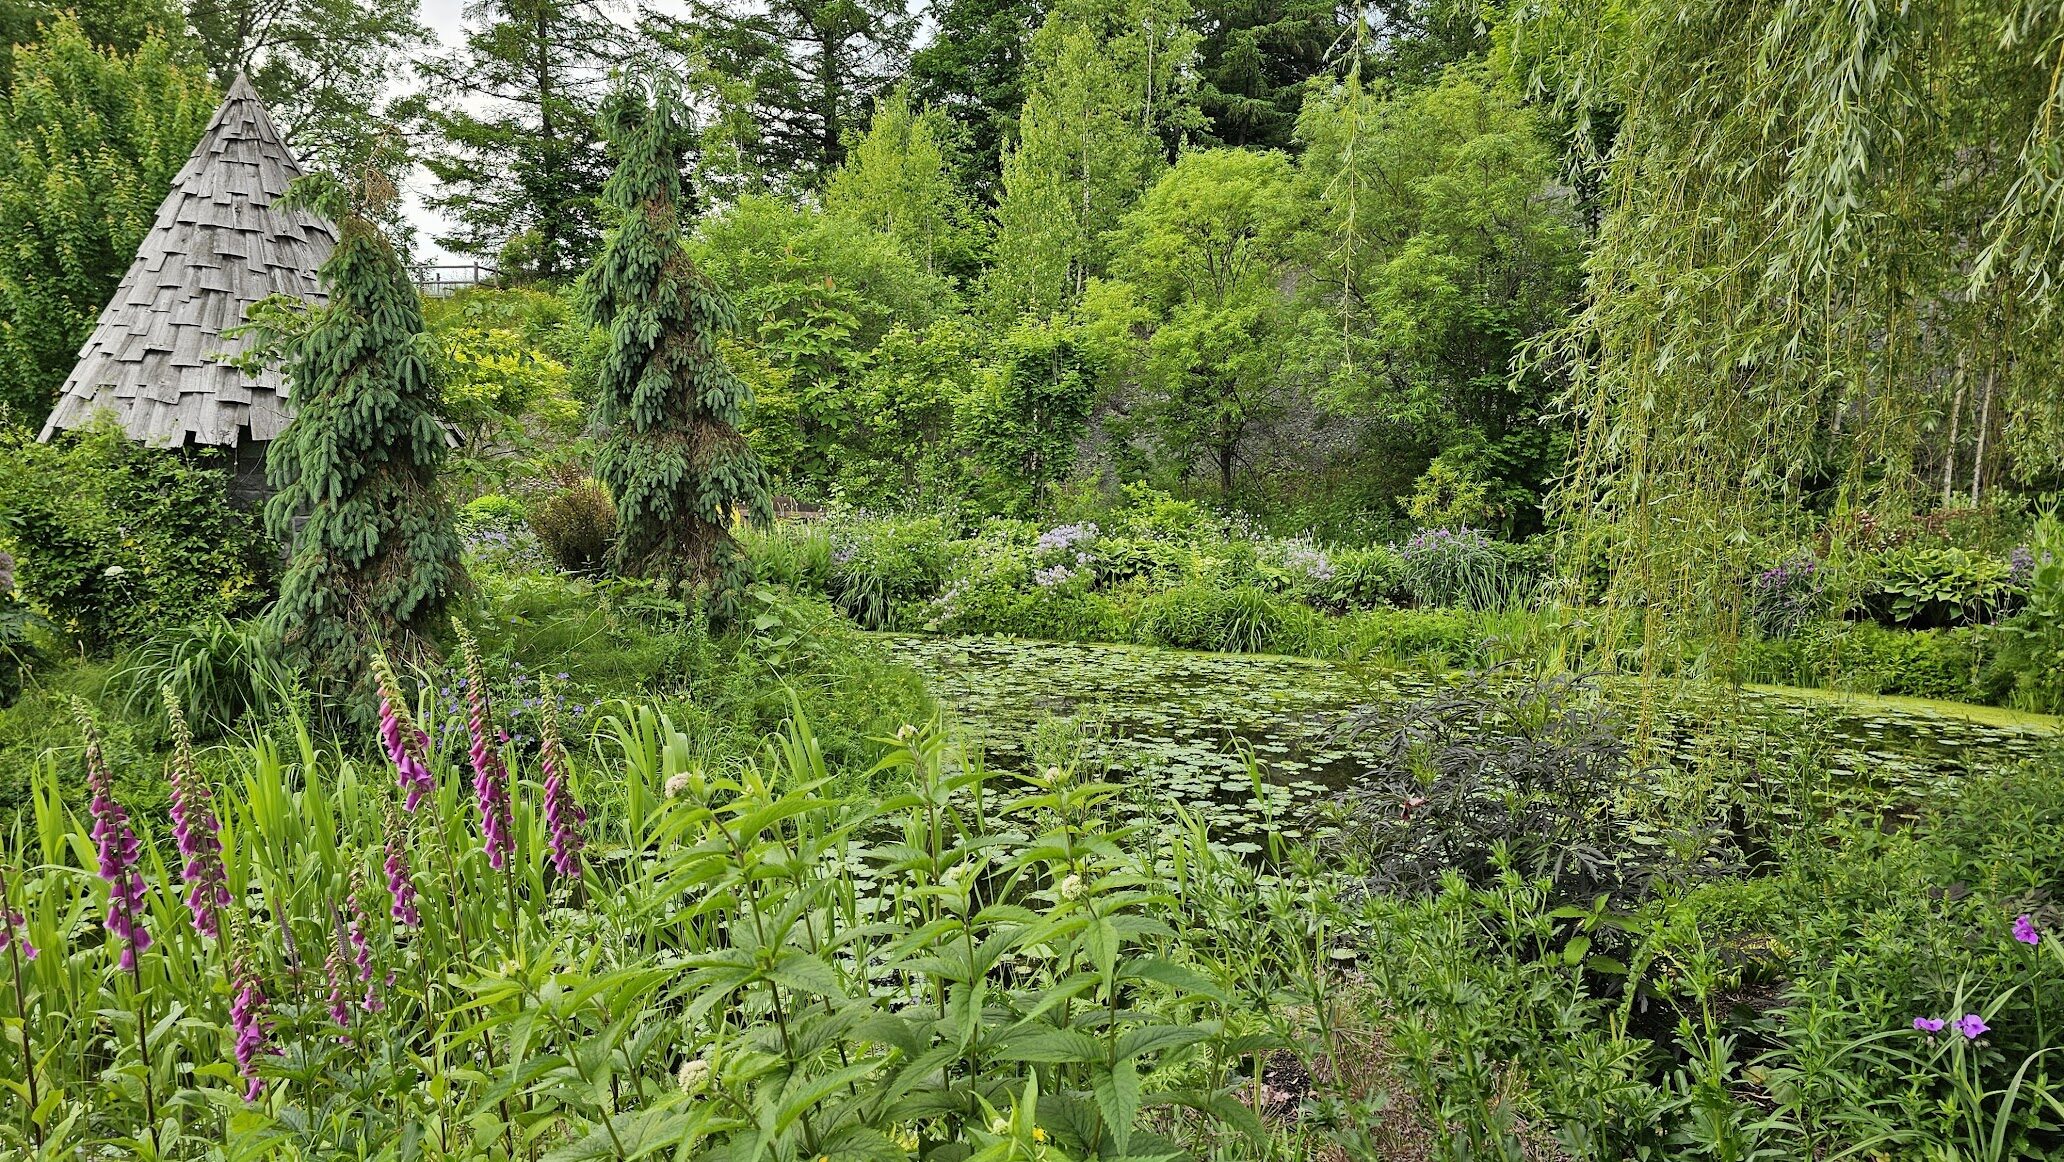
[400,0,472,265]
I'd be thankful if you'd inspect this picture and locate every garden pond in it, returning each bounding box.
[883,634,2062,848]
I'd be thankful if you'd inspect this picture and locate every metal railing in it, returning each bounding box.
[414,262,498,297]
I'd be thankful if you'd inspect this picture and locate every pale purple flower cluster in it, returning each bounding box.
[1032,563,1075,588]
[1036,522,1099,553]
[1277,540,1336,584]
[82,720,151,972]
[1399,525,1492,557]
[2009,546,2039,587]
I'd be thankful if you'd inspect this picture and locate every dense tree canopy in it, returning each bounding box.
[5,0,2061,551]
[0,20,212,426]
[418,0,619,279]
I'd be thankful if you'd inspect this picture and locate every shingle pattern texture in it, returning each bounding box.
[39,75,336,447]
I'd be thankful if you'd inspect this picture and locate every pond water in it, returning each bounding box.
[883,634,2061,841]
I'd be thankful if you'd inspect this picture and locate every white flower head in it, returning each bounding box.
[663,772,695,799]
[676,1057,710,1093]
[102,564,127,578]
[1059,873,1085,901]
[1044,765,1062,781]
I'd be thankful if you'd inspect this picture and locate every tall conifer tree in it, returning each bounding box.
[266,175,463,695]
[585,80,771,597]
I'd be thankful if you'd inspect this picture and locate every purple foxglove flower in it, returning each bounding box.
[0,865,32,962]
[79,706,151,972]
[346,868,383,1012]
[324,923,352,1029]
[381,803,420,928]
[371,653,435,813]
[2014,914,2041,946]
[166,701,232,939]
[539,689,587,879]
[456,628,514,870]
[228,952,272,1101]
[1956,1014,1989,1040]
[0,909,31,962]
[1913,1016,1945,1033]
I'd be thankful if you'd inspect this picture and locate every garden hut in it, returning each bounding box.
[37,75,336,504]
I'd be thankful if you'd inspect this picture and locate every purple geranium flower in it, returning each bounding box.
[1955,1014,1989,1039]
[2014,914,2040,946]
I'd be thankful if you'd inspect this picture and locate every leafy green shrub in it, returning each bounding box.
[526,477,617,574]
[0,423,272,655]
[1394,526,1534,609]
[1334,671,1735,903]
[1133,584,1326,654]
[0,550,39,706]
[456,494,548,572]
[926,568,1132,642]
[1984,525,2064,713]
[826,514,951,629]
[1742,622,1988,702]
[1867,546,2020,628]
[742,520,835,591]
[1325,545,1404,610]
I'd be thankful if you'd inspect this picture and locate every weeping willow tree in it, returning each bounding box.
[1502,0,2064,668]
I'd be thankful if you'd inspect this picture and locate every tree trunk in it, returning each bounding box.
[1971,364,1995,506]
[1941,381,1963,507]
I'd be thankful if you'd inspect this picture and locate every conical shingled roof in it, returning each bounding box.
[39,75,337,448]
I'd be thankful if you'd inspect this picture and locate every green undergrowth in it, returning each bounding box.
[0,574,934,815]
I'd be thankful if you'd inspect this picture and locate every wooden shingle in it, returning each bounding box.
[39,75,336,450]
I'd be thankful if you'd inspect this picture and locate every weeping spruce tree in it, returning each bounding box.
[584,80,771,600]
[266,176,464,699]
